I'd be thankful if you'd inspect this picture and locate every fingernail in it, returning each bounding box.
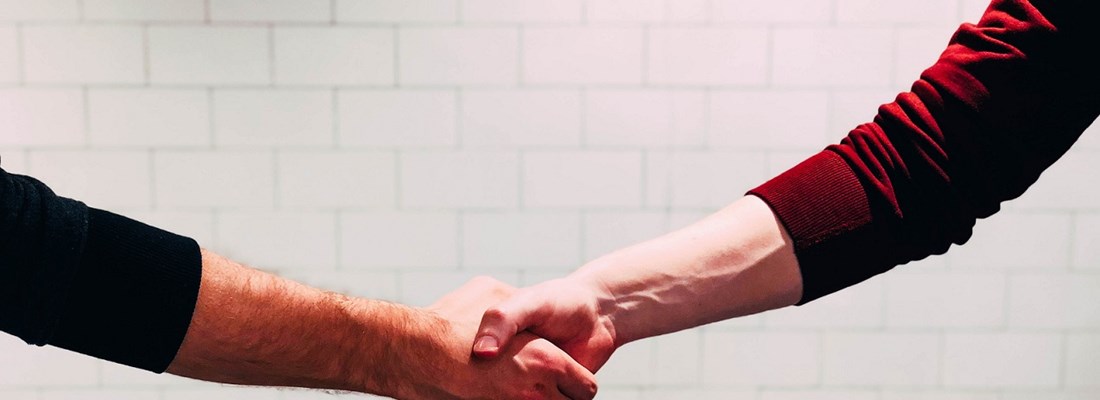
[474,336,499,353]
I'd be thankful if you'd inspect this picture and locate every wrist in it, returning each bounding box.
[568,260,628,347]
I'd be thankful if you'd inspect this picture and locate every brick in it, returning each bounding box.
[99,360,200,386]
[1013,151,1100,210]
[586,0,663,22]
[830,89,899,135]
[837,0,959,24]
[709,90,830,149]
[1009,273,1100,328]
[461,89,581,147]
[523,27,643,85]
[210,0,330,22]
[154,151,274,208]
[645,151,767,208]
[642,389,755,400]
[652,329,701,385]
[280,271,399,302]
[583,211,669,261]
[126,210,215,246]
[216,212,336,270]
[823,332,940,386]
[0,391,37,400]
[881,392,999,400]
[596,340,653,385]
[462,0,581,23]
[280,391,376,400]
[462,212,580,268]
[336,0,457,23]
[274,27,393,86]
[885,271,1005,328]
[338,90,456,147]
[400,151,518,209]
[89,89,209,148]
[767,148,825,176]
[943,333,1061,388]
[773,28,894,87]
[949,213,1071,269]
[277,151,395,209]
[761,390,879,400]
[83,0,204,21]
[896,27,957,86]
[214,90,332,147]
[0,0,79,21]
[713,0,832,23]
[702,332,820,385]
[149,27,269,85]
[1066,334,1100,388]
[1000,392,1100,400]
[1076,118,1100,150]
[523,151,642,208]
[1074,213,1100,269]
[398,270,521,307]
[666,0,708,23]
[647,28,768,86]
[23,25,143,83]
[399,28,517,86]
[340,211,457,269]
[0,89,85,146]
[0,150,27,173]
[28,150,151,209]
[162,388,282,400]
[0,336,99,386]
[0,26,16,83]
[585,90,705,147]
[765,276,884,328]
[960,0,991,20]
[41,390,161,400]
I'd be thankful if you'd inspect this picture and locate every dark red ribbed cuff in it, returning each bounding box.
[748,151,893,304]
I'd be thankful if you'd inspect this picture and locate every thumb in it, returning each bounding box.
[471,291,544,359]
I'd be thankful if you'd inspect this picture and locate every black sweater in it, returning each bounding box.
[0,161,201,372]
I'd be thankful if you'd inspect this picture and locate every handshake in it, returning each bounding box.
[402,273,613,400]
[160,196,802,400]
[304,196,804,399]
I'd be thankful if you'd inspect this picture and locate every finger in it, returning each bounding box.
[472,290,550,358]
[555,356,598,400]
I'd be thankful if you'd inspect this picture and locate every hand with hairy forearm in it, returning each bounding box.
[470,196,803,371]
[167,250,597,399]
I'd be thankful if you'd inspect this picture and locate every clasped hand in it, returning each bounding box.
[420,274,616,400]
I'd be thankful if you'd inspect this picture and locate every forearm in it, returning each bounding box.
[571,195,801,345]
[166,250,447,397]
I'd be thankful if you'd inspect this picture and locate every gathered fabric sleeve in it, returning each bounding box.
[748,0,1100,303]
[0,164,202,372]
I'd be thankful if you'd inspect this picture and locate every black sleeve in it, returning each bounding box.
[0,163,202,373]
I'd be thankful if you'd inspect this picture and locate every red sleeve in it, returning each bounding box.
[748,0,1100,304]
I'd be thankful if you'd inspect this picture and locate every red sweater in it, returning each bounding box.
[750,0,1099,304]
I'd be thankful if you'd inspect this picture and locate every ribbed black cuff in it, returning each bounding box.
[48,208,202,373]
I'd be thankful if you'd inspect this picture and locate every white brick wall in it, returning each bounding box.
[4,1,1099,398]
[523,27,643,84]
[0,26,16,84]
[89,89,210,148]
[23,26,144,84]
[0,89,85,146]
[398,27,517,86]
[273,28,393,86]
[149,27,269,85]
[213,89,332,147]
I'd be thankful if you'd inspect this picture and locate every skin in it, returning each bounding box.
[470,195,803,371]
[167,249,597,400]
